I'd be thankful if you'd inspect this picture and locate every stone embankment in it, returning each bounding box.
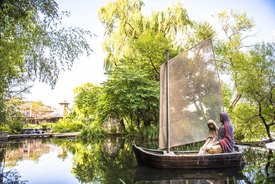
[6,132,80,139]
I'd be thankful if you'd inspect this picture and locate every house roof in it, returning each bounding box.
[42,111,63,119]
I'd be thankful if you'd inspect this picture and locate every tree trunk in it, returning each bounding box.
[265,149,272,180]
[137,118,140,129]
[119,119,126,133]
[258,104,273,141]
[229,94,242,112]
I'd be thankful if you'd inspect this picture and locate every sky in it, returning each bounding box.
[24,0,275,108]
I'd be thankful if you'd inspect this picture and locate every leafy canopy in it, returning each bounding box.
[0,0,93,124]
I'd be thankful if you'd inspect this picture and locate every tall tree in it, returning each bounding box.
[94,0,193,131]
[98,60,159,132]
[232,42,275,141]
[73,83,102,122]
[214,10,255,111]
[213,10,275,141]
[0,0,93,123]
[98,0,192,71]
[127,30,177,81]
[95,0,220,133]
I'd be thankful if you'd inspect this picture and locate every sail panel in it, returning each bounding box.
[159,39,223,149]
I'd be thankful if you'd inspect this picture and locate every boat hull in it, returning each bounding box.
[133,144,245,169]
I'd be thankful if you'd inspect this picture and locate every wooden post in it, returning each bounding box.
[165,49,170,153]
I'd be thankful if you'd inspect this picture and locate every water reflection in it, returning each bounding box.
[58,138,136,183]
[5,139,50,167]
[241,146,275,183]
[1,139,79,184]
[0,139,274,183]
[134,166,244,184]
[0,141,27,183]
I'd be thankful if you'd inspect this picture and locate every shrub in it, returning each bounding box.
[138,124,158,140]
[80,122,105,140]
[52,119,84,133]
[7,120,24,134]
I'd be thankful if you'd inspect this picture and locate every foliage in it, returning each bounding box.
[0,98,24,133]
[51,118,84,133]
[137,124,158,140]
[98,61,159,132]
[230,102,266,141]
[98,0,192,70]
[68,2,274,142]
[128,30,178,80]
[221,82,234,111]
[80,121,105,140]
[0,0,92,87]
[81,0,191,136]
[40,122,54,129]
[72,0,218,140]
[0,0,93,124]
[172,142,204,152]
[214,10,255,109]
[73,83,102,123]
[23,123,41,129]
[223,42,275,141]
[186,21,215,48]
[214,10,275,141]
[242,147,275,184]
[73,60,160,137]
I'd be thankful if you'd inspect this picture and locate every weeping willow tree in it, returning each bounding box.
[98,0,194,71]
[0,0,93,126]
[91,0,216,134]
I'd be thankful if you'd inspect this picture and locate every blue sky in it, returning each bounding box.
[24,0,275,108]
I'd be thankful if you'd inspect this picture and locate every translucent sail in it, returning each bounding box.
[159,39,223,149]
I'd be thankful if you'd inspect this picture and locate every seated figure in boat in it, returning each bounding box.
[205,112,235,154]
[198,119,219,155]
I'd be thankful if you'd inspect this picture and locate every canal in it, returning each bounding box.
[0,138,274,183]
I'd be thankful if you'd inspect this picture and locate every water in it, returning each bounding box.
[0,138,274,184]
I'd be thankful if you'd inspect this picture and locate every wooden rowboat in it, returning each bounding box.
[133,144,245,169]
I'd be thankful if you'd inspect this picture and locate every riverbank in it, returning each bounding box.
[236,139,275,150]
[7,132,80,139]
[3,132,275,150]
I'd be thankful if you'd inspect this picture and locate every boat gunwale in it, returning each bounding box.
[134,144,243,157]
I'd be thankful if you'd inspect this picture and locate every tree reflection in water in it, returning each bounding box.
[1,169,28,184]
[241,146,275,183]
[0,139,274,183]
[54,137,137,184]
[0,142,27,184]
[53,139,275,184]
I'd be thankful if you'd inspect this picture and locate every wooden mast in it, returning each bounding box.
[165,49,170,153]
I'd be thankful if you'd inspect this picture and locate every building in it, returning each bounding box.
[20,100,70,124]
